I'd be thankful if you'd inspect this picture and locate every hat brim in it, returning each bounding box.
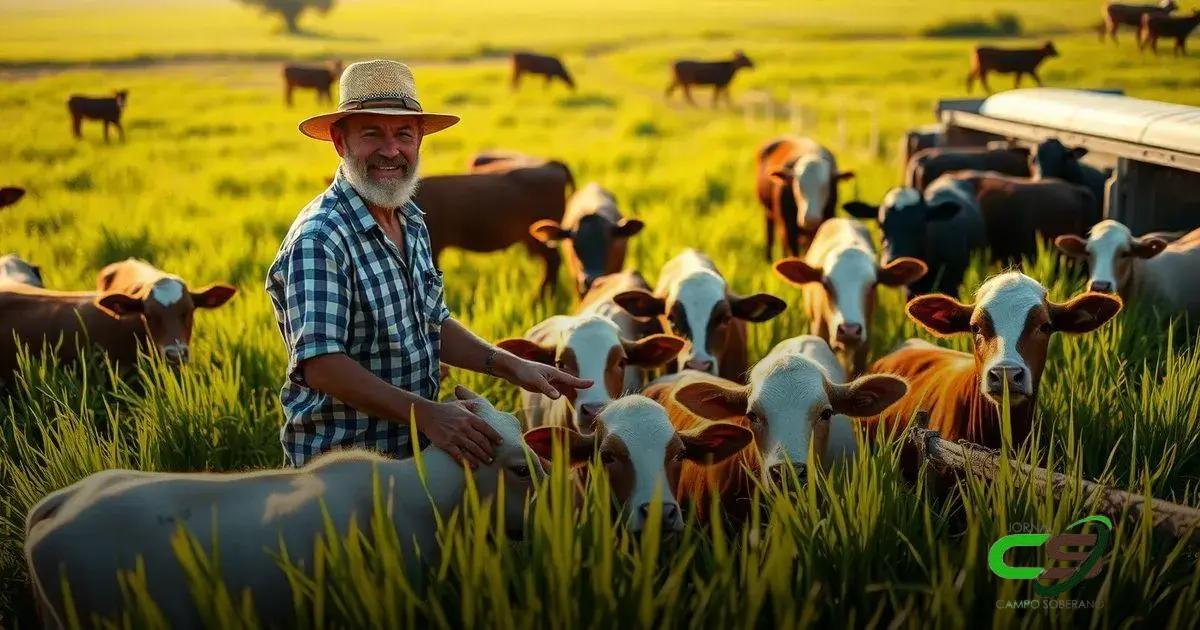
[299,108,460,141]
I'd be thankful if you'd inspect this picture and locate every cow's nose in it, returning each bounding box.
[683,359,715,374]
[164,345,189,365]
[986,364,1026,395]
[578,402,604,426]
[638,502,684,531]
[1089,280,1114,294]
[769,463,807,484]
[835,323,864,343]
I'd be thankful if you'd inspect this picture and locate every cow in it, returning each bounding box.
[283,61,342,107]
[665,50,754,107]
[416,160,575,298]
[966,41,1059,94]
[497,314,684,430]
[511,52,575,90]
[67,90,128,143]
[1104,0,1178,44]
[1028,139,1111,215]
[843,179,986,298]
[1055,220,1200,319]
[0,254,44,288]
[612,249,787,382]
[644,335,908,522]
[577,270,666,388]
[529,183,645,296]
[1140,10,1200,56]
[756,135,855,259]
[0,186,25,209]
[772,218,928,375]
[905,144,1030,192]
[524,394,752,532]
[24,386,543,629]
[900,124,946,179]
[467,150,544,173]
[864,272,1121,477]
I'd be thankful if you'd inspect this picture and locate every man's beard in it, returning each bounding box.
[341,153,420,209]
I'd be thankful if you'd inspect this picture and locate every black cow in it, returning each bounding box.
[68,91,128,143]
[1029,139,1111,215]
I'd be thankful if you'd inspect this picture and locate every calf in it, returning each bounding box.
[0,254,44,288]
[511,52,575,90]
[497,314,684,430]
[613,249,787,382]
[1104,0,1178,44]
[530,183,645,296]
[1029,139,1111,214]
[25,387,542,628]
[645,335,907,522]
[665,50,754,107]
[1140,10,1200,56]
[67,90,128,143]
[865,273,1121,474]
[577,270,666,390]
[773,218,928,375]
[525,394,752,531]
[283,61,342,107]
[905,144,1030,192]
[0,186,24,209]
[1055,220,1200,319]
[966,41,1058,94]
[416,160,575,297]
[95,258,238,365]
[756,135,855,259]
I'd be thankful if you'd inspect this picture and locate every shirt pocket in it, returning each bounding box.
[421,268,446,333]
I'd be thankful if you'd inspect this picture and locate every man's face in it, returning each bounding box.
[331,114,423,208]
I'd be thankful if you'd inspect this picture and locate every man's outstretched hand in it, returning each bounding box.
[493,352,593,400]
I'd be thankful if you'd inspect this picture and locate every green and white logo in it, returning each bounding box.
[988,515,1113,596]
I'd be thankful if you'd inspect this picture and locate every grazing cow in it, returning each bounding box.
[905,144,1030,192]
[525,394,752,531]
[94,258,237,365]
[25,386,543,628]
[966,42,1059,94]
[613,249,787,382]
[843,179,985,298]
[645,336,908,522]
[864,273,1121,471]
[511,52,575,90]
[1029,139,1111,214]
[756,135,855,259]
[1140,10,1200,56]
[0,186,25,209]
[497,314,684,430]
[1055,220,1200,318]
[67,90,128,143]
[0,254,44,288]
[773,218,928,375]
[529,183,645,296]
[665,50,754,107]
[1104,0,1178,44]
[283,61,342,107]
[416,160,575,297]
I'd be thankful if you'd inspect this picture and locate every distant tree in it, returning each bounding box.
[238,0,335,34]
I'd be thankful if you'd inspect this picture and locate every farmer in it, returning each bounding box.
[267,60,590,467]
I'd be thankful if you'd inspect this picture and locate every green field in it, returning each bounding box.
[2,0,1200,626]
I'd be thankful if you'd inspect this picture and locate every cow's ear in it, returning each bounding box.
[1131,236,1167,259]
[729,293,786,322]
[497,338,555,365]
[529,220,572,244]
[623,334,685,367]
[679,422,753,463]
[0,187,24,208]
[95,293,144,318]
[1053,235,1088,259]
[835,170,856,181]
[829,374,908,417]
[673,380,749,421]
[613,290,666,319]
[768,168,793,184]
[877,257,928,287]
[191,284,237,309]
[614,218,645,238]
[523,426,594,465]
[1048,292,1122,334]
[925,201,962,222]
[842,201,879,220]
[773,258,823,286]
[1070,147,1089,159]
[907,294,973,336]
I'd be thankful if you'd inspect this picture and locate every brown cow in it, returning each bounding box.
[529,183,644,296]
[966,41,1058,94]
[1104,0,1178,44]
[283,61,342,107]
[1140,10,1200,56]
[95,258,238,365]
[905,144,1030,192]
[415,161,575,298]
[900,124,945,180]
[864,273,1121,476]
[67,91,128,143]
[756,136,855,260]
[577,271,666,386]
[0,187,25,209]
[467,151,543,173]
[0,254,43,288]
[511,52,575,90]
[665,50,753,107]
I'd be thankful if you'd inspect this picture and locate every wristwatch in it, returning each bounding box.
[484,347,500,377]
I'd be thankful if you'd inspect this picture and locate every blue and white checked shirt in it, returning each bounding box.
[267,171,450,467]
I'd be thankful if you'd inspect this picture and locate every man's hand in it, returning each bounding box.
[413,398,503,468]
[493,351,593,399]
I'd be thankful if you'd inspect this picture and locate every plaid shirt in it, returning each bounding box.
[266,172,450,467]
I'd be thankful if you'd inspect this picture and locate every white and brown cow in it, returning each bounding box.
[576,270,665,391]
[773,218,928,375]
[613,249,787,382]
[756,136,855,259]
[1055,220,1200,319]
[530,183,645,296]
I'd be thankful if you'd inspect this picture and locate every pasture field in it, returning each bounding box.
[2,0,1200,626]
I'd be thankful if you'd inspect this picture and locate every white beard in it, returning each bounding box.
[341,154,420,209]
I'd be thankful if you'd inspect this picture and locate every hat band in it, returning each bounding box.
[339,95,424,113]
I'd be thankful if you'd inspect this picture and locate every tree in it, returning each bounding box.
[238,0,335,35]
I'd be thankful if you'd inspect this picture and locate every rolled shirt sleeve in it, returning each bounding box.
[281,236,352,386]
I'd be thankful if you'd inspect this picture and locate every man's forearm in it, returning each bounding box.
[439,318,509,373]
[302,353,430,422]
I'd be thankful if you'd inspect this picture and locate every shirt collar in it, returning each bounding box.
[333,168,425,235]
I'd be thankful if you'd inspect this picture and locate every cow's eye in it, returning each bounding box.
[970,323,982,336]
[819,408,834,422]
[616,357,628,369]
[746,411,762,424]
[1039,321,1054,334]
[511,465,531,478]
[601,452,616,465]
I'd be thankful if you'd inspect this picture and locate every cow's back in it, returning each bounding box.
[0,289,142,378]
[1142,227,1200,316]
[863,340,976,441]
[418,167,569,254]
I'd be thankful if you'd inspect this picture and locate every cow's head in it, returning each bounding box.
[733,50,754,69]
[907,272,1121,408]
[1042,41,1059,57]
[844,187,964,270]
[524,395,751,532]
[114,90,129,109]
[530,213,644,296]
[0,187,25,209]
[770,158,854,233]
[1054,220,1166,296]
[1030,138,1086,181]
[499,315,684,430]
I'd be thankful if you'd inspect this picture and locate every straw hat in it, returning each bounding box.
[299,59,460,141]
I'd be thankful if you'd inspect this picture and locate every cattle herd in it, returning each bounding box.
[10,2,1200,625]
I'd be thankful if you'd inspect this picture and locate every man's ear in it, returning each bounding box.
[191,284,238,309]
[906,294,973,337]
[679,422,754,463]
[613,290,666,320]
[529,220,572,245]
[497,338,555,365]
[773,258,823,286]
[523,426,594,465]
[95,293,144,319]
[623,334,686,367]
